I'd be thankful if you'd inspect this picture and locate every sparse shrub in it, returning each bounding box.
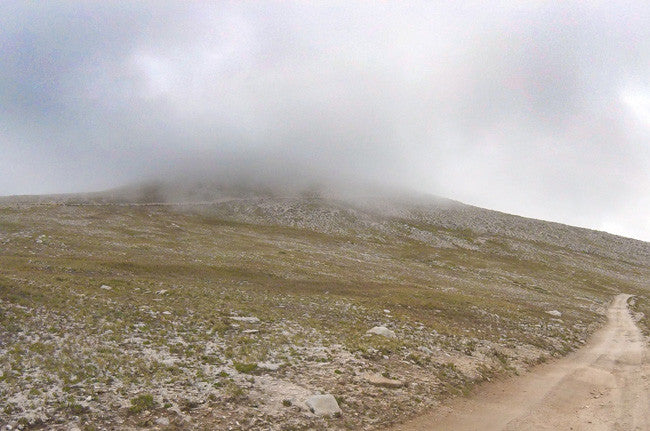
[493,350,509,366]
[67,402,89,415]
[180,399,200,412]
[406,352,426,365]
[224,381,246,399]
[464,340,477,355]
[282,399,292,407]
[3,403,15,415]
[201,354,221,365]
[129,393,156,414]
[233,361,257,374]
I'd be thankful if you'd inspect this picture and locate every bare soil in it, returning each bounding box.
[389,294,648,431]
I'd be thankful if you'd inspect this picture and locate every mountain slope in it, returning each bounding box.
[1,183,648,430]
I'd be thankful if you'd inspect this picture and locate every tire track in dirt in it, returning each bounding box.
[389,294,648,431]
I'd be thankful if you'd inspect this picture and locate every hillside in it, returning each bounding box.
[1,183,649,430]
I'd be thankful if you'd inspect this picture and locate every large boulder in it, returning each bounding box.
[305,394,341,416]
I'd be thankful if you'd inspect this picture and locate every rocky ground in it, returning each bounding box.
[1,187,648,430]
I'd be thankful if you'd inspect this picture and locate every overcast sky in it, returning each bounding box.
[1,1,649,241]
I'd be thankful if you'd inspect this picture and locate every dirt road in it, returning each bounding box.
[389,294,648,431]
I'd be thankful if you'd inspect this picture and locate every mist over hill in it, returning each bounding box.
[3,179,648,266]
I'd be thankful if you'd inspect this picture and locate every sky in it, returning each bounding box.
[1,1,649,241]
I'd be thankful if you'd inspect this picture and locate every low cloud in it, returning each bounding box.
[1,1,649,240]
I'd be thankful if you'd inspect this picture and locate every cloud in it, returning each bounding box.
[0,1,649,240]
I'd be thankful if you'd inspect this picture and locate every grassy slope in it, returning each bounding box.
[0,201,648,430]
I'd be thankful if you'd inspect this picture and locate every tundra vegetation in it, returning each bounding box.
[1,188,649,430]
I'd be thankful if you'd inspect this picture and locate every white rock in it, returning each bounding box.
[305,394,341,416]
[383,309,391,314]
[366,326,396,338]
[364,373,405,388]
[546,310,562,317]
[419,346,433,355]
[155,417,170,426]
[257,362,282,371]
[100,285,112,290]
[230,316,260,323]
[162,311,171,315]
